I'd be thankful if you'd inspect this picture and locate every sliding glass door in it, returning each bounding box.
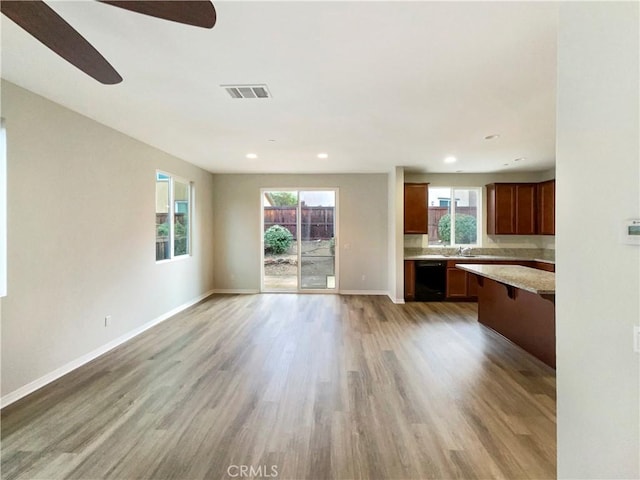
[262,189,337,292]
[299,191,336,289]
[262,190,299,291]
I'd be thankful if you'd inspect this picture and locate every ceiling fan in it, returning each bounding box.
[1,0,216,85]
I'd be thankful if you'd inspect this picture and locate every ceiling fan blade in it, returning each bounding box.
[1,0,122,85]
[99,1,216,29]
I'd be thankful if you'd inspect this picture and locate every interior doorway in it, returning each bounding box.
[261,189,338,292]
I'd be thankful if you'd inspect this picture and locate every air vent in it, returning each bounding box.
[222,84,271,99]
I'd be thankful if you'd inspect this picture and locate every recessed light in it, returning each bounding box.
[268,139,276,142]
[455,170,463,173]
[246,153,258,159]
[484,134,500,140]
[444,156,457,164]
[514,157,525,162]
[503,163,509,166]
[317,153,329,159]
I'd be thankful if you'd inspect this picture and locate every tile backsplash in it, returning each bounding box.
[404,235,429,249]
[404,246,555,261]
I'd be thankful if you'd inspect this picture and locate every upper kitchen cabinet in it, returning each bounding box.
[537,179,555,235]
[404,183,429,234]
[486,183,537,235]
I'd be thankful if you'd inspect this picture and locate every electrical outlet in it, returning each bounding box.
[634,326,640,353]
[105,315,111,327]
[361,275,366,281]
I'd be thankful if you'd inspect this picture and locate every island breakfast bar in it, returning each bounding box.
[456,264,556,368]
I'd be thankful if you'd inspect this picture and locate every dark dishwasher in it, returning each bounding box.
[415,261,446,301]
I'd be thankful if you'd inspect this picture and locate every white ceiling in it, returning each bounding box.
[1,1,558,174]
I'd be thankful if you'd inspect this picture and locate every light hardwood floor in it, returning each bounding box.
[1,295,556,479]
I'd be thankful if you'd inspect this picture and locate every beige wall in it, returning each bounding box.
[211,174,388,293]
[556,3,639,478]
[388,167,405,302]
[404,171,556,249]
[1,119,6,296]
[1,81,215,399]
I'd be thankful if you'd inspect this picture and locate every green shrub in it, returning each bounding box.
[438,214,477,244]
[156,221,186,238]
[157,222,169,238]
[264,225,294,254]
[268,192,298,206]
[157,222,188,255]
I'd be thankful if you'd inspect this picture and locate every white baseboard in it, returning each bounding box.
[388,293,405,304]
[213,289,390,296]
[212,289,259,294]
[1,289,215,409]
[340,290,389,296]
[244,291,383,296]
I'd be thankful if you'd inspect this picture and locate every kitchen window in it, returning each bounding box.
[155,171,192,261]
[428,187,480,246]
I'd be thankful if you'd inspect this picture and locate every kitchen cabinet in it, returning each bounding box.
[537,180,555,235]
[446,267,469,298]
[404,260,415,301]
[404,183,429,234]
[445,259,539,300]
[534,261,555,272]
[446,260,487,299]
[515,184,537,234]
[486,183,537,235]
[406,258,555,302]
[462,265,556,368]
[467,273,479,297]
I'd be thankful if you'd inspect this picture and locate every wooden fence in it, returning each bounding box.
[264,206,335,239]
[155,212,186,227]
[428,206,477,241]
[155,213,186,260]
[156,238,170,261]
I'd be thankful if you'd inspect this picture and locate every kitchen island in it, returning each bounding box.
[456,264,556,368]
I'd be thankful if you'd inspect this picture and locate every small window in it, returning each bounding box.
[156,171,192,261]
[428,187,480,246]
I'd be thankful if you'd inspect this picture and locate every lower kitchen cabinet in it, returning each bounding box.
[445,259,537,301]
[404,260,415,301]
[446,266,481,299]
[467,273,479,297]
[406,258,555,302]
[446,268,469,298]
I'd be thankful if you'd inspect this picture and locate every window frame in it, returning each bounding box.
[155,170,193,263]
[427,186,482,247]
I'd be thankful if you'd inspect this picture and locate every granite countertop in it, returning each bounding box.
[404,254,555,264]
[456,264,555,295]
